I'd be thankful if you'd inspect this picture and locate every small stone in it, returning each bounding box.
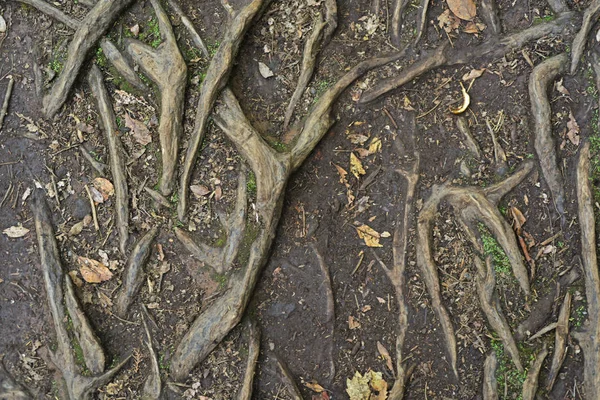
[73,197,92,219]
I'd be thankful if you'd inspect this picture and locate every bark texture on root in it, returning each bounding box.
[481,0,501,36]
[42,0,133,117]
[483,352,498,400]
[414,0,430,46]
[545,291,571,392]
[141,317,161,400]
[572,142,600,398]
[178,0,271,220]
[529,53,569,219]
[166,0,209,57]
[570,0,600,74]
[522,345,548,400]
[236,319,261,400]
[124,0,187,196]
[391,0,409,47]
[360,12,577,103]
[88,65,129,254]
[114,226,159,317]
[31,189,130,399]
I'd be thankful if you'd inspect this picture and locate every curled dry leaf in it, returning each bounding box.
[92,177,115,201]
[449,82,470,114]
[377,341,394,373]
[348,315,361,330]
[462,68,485,81]
[566,111,580,146]
[447,0,477,21]
[190,184,211,197]
[125,113,152,146]
[77,256,113,283]
[350,153,366,178]
[2,225,30,238]
[356,224,383,247]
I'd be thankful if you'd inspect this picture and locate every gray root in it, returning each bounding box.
[456,116,481,159]
[546,0,569,14]
[79,146,108,176]
[0,357,31,399]
[483,352,498,400]
[481,0,501,36]
[572,142,600,398]
[141,316,161,400]
[360,12,577,103]
[114,226,159,317]
[166,0,209,57]
[283,14,326,130]
[0,75,14,132]
[42,0,133,117]
[522,345,548,400]
[545,291,571,392]
[88,65,129,254]
[391,0,410,47]
[486,119,507,176]
[178,0,271,219]
[322,0,338,46]
[570,0,600,74]
[236,319,261,400]
[272,355,303,400]
[30,189,130,399]
[529,53,568,219]
[414,0,430,46]
[124,0,187,196]
[144,187,172,209]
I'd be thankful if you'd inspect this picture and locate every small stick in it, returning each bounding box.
[79,146,108,176]
[144,187,171,209]
[528,322,558,341]
[84,184,100,232]
[0,75,14,132]
[414,0,430,46]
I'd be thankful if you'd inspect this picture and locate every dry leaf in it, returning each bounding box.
[510,206,526,233]
[555,78,570,96]
[437,9,460,33]
[334,164,349,184]
[92,177,115,201]
[346,372,370,400]
[125,113,152,145]
[69,221,85,236]
[368,138,382,154]
[449,82,470,114]
[190,184,211,197]
[462,68,485,81]
[356,224,383,248]
[348,315,361,330]
[381,231,391,238]
[130,23,140,37]
[447,0,477,20]
[68,270,84,288]
[98,291,113,308]
[258,62,274,78]
[0,15,6,34]
[77,256,113,283]
[566,111,580,146]
[2,225,29,238]
[402,96,415,111]
[376,296,386,304]
[463,21,479,33]
[350,153,366,178]
[304,381,325,393]
[367,371,388,400]
[347,133,370,145]
[377,341,394,373]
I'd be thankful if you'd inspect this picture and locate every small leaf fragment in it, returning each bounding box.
[377,341,394,373]
[258,62,274,78]
[2,225,29,238]
[77,256,113,283]
[462,68,485,81]
[346,371,370,400]
[304,381,325,393]
[368,138,382,154]
[190,184,211,197]
[348,315,361,330]
[356,224,383,247]
[350,153,366,178]
[92,177,115,201]
[125,113,152,146]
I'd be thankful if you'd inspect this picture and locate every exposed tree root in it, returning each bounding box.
[178,0,270,220]
[312,243,335,382]
[456,116,481,159]
[99,38,146,92]
[529,52,569,220]
[166,0,209,57]
[124,0,186,196]
[522,345,548,400]
[141,316,161,400]
[391,0,410,47]
[79,146,108,177]
[414,0,430,46]
[483,352,498,400]
[114,226,159,317]
[572,142,600,398]
[545,291,571,392]
[360,12,577,103]
[236,319,261,400]
[144,187,172,209]
[0,75,14,132]
[570,0,600,74]
[486,119,507,176]
[322,0,338,46]
[31,189,130,399]
[0,356,31,399]
[546,0,569,14]
[416,161,533,377]
[272,355,303,400]
[481,0,501,36]
[88,65,129,254]
[41,0,133,118]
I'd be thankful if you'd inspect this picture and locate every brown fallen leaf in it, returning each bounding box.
[77,256,113,283]
[462,68,485,82]
[368,138,382,154]
[92,177,115,201]
[510,206,526,233]
[555,78,570,97]
[367,371,388,400]
[190,184,211,197]
[68,270,84,287]
[2,225,29,238]
[69,220,85,236]
[377,341,394,374]
[437,9,460,33]
[125,113,152,146]
[348,315,361,330]
[566,111,580,146]
[304,380,325,393]
[447,0,477,21]
[350,153,366,178]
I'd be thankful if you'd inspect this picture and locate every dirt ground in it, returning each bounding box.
[0,0,597,398]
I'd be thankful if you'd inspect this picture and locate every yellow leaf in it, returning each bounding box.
[350,153,366,178]
[304,381,325,393]
[366,371,388,400]
[368,138,382,154]
[356,224,383,247]
[346,372,370,400]
[77,256,113,283]
[334,164,349,185]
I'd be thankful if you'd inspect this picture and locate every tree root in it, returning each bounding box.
[41,0,133,118]
[166,0,209,57]
[0,75,14,132]
[414,0,430,46]
[141,316,161,400]
[546,0,569,14]
[312,243,335,382]
[0,356,31,399]
[456,116,481,159]
[483,352,498,400]
[360,12,577,103]
[416,161,533,377]
[236,319,261,400]
[114,226,159,317]
[522,344,548,400]
[570,0,600,74]
[391,0,410,47]
[124,0,186,196]
[272,355,303,400]
[481,0,501,36]
[178,0,270,219]
[144,187,172,209]
[79,145,108,177]
[529,52,569,220]
[486,119,507,176]
[31,189,130,399]
[545,291,571,392]
[88,65,129,254]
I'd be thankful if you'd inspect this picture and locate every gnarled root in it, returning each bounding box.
[545,291,571,392]
[572,142,600,398]
[88,65,129,254]
[124,0,187,196]
[522,344,548,400]
[41,0,133,117]
[483,352,498,400]
[456,116,481,159]
[529,53,569,220]
[141,316,161,400]
[114,226,159,317]
[31,189,130,399]
[570,0,600,74]
[236,319,261,400]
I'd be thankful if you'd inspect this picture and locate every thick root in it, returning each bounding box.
[114,227,159,317]
[570,0,600,74]
[0,357,31,399]
[88,65,129,254]
[545,291,571,392]
[100,38,146,92]
[522,345,548,400]
[529,53,569,219]
[483,352,498,400]
[236,319,261,400]
[272,355,303,400]
[166,0,209,57]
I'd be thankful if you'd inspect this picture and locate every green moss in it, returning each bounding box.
[479,224,511,276]
[139,17,162,48]
[533,14,555,25]
[491,339,527,399]
[213,273,228,290]
[246,171,257,195]
[236,221,260,266]
[66,315,90,376]
[208,41,220,57]
[95,47,108,68]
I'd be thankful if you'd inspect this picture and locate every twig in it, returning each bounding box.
[84,184,100,232]
[0,75,14,132]
[79,146,108,176]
